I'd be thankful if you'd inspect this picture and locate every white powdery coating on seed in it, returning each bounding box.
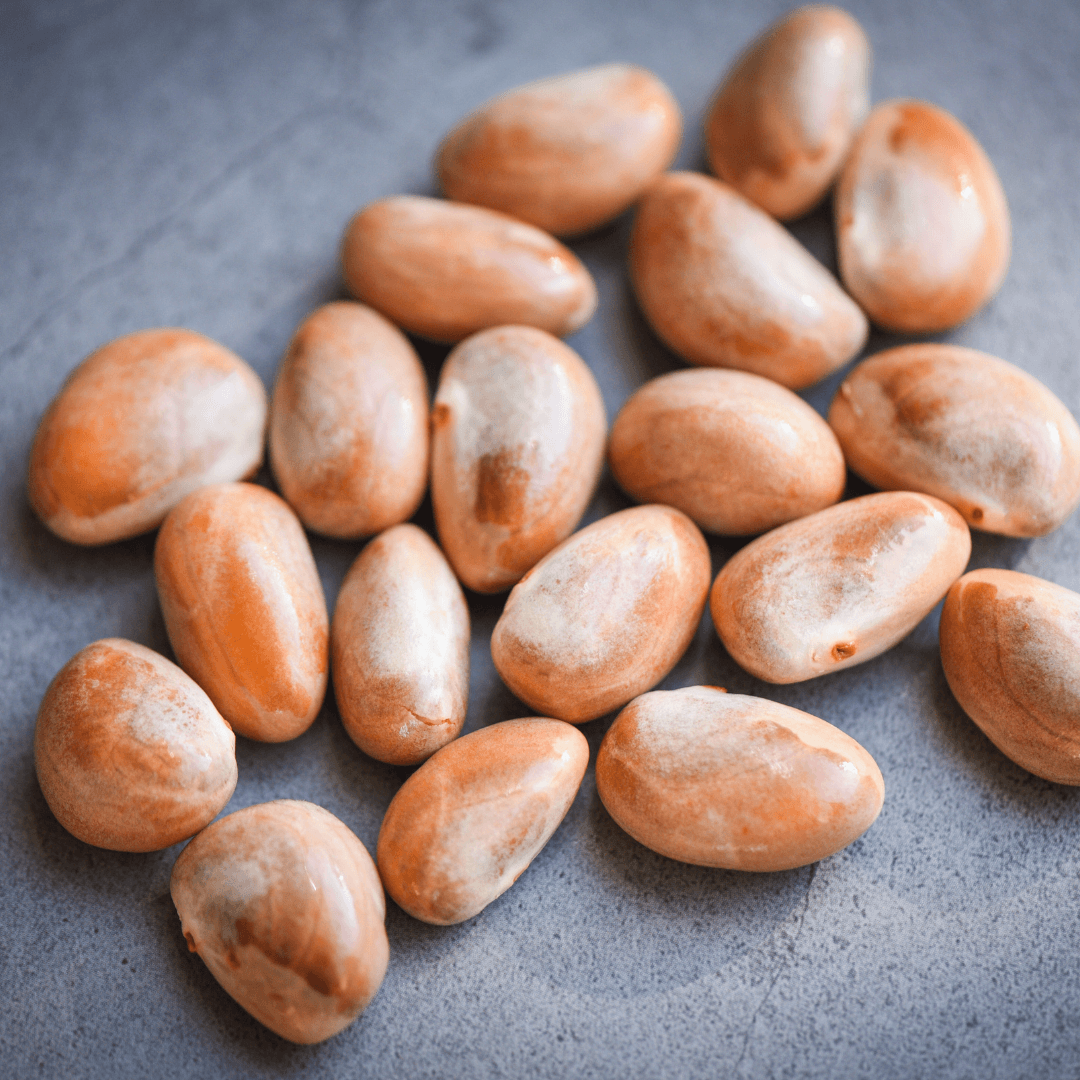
[716,493,971,681]
[636,687,854,755]
[341,527,466,701]
[719,197,852,331]
[218,533,308,693]
[502,522,676,672]
[422,752,569,902]
[830,346,1080,536]
[756,519,937,663]
[850,160,986,285]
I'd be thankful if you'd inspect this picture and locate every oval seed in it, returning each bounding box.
[35,638,236,852]
[609,367,846,534]
[155,482,329,742]
[341,195,597,342]
[711,491,971,683]
[332,524,470,766]
[171,800,388,1044]
[491,504,711,723]
[835,99,1011,332]
[597,686,884,870]
[376,718,588,925]
[269,301,429,539]
[705,5,871,220]
[941,569,1080,784]
[28,328,266,545]
[437,63,682,236]
[629,171,867,389]
[829,343,1080,537]
[431,325,607,593]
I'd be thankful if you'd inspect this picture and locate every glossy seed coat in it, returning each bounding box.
[835,99,1011,332]
[711,491,971,683]
[705,5,871,220]
[28,328,267,545]
[377,718,589,925]
[941,569,1080,784]
[437,63,682,236]
[269,302,429,539]
[171,800,388,1044]
[491,505,711,723]
[332,524,470,766]
[35,638,237,852]
[155,483,329,742]
[597,686,884,870]
[609,367,846,535]
[431,325,606,593]
[829,344,1080,537]
[341,196,597,342]
[630,172,867,389]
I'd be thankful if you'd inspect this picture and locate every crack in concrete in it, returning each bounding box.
[1,98,376,371]
[732,862,818,1076]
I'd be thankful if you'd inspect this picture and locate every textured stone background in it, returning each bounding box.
[3,1,1080,1076]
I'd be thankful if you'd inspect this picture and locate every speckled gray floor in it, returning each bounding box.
[3,1,1080,1076]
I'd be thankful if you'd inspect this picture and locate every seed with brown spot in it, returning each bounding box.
[170,800,389,1044]
[711,491,971,683]
[431,325,606,593]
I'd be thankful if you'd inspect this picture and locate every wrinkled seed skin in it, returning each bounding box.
[35,639,237,852]
[437,63,682,237]
[597,687,884,870]
[332,524,470,766]
[836,99,1011,332]
[28,328,267,545]
[341,196,597,342]
[269,302,429,539]
[829,344,1080,537]
[171,800,389,1044]
[431,326,607,593]
[630,172,868,390]
[376,718,589,925]
[609,367,845,535]
[712,491,971,683]
[155,483,329,742]
[491,505,711,723]
[705,5,871,220]
[941,570,1080,785]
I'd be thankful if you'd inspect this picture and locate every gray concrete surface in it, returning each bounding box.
[3,0,1080,1076]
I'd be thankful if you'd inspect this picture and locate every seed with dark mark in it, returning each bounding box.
[170,800,389,1044]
